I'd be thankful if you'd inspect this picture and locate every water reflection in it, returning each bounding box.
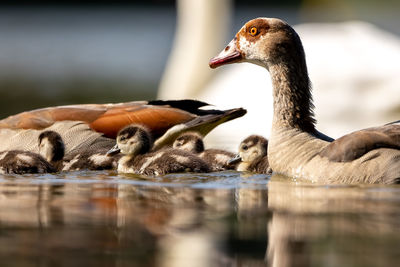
[0,172,399,266]
[267,175,400,267]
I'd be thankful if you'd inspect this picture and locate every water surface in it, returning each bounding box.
[0,171,399,267]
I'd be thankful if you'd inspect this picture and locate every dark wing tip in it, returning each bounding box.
[148,99,210,113]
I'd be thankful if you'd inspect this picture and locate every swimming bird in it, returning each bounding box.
[159,0,400,151]
[173,131,236,171]
[36,130,121,172]
[38,130,65,170]
[109,124,211,176]
[210,17,400,184]
[0,100,246,157]
[0,130,64,174]
[61,148,121,171]
[230,135,272,174]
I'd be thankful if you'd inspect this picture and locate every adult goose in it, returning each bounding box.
[159,0,400,151]
[0,100,246,157]
[210,17,400,184]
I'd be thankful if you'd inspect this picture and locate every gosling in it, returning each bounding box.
[230,135,272,174]
[0,130,64,174]
[62,148,121,171]
[37,130,120,172]
[173,131,236,171]
[108,124,211,175]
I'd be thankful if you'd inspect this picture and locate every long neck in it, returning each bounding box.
[269,52,316,133]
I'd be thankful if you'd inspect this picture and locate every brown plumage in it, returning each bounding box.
[0,130,64,174]
[320,121,400,162]
[38,130,65,171]
[231,135,272,174]
[173,131,236,171]
[0,100,246,157]
[39,130,121,172]
[62,149,121,171]
[0,129,121,173]
[111,125,211,176]
[210,17,400,184]
[0,150,55,174]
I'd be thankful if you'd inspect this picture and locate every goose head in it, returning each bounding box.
[109,124,153,156]
[210,17,315,133]
[209,17,304,69]
[38,130,65,163]
[231,135,268,165]
[172,132,205,153]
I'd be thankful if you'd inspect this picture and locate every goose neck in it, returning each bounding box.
[269,60,316,133]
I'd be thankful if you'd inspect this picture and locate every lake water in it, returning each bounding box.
[1,7,400,266]
[0,171,399,267]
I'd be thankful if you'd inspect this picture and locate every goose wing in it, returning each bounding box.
[0,99,233,139]
[320,121,400,162]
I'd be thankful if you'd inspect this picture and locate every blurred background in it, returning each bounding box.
[1,0,399,147]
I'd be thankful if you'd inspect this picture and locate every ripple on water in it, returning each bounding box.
[0,171,399,267]
[0,170,271,189]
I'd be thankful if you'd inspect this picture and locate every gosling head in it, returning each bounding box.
[38,130,65,163]
[234,135,268,164]
[209,17,303,69]
[111,124,153,156]
[173,132,205,153]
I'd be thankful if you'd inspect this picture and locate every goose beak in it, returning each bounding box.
[228,154,242,165]
[106,144,120,156]
[209,37,242,69]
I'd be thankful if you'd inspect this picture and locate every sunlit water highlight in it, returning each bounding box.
[0,171,399,267]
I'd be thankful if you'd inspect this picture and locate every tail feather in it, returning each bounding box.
[152,108,246,150]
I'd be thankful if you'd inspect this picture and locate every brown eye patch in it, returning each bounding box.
[242,19,270,42]
[249,27,258,36]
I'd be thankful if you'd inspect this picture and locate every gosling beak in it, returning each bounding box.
[209,37,242,69]
[228,154,242,165]
[106,144,120,156]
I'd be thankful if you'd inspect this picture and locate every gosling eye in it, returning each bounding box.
[249,26,258,36]
[119,136,127,142]
[242,145,248,151]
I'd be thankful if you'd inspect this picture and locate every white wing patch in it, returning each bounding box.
[214,154,230,164]
[172,155,190,164]
[0,152,7,161]
[89,154,109,165]
[17,154,34,164]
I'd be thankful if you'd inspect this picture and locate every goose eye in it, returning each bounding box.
[242,145,248,151]
[249,27,258,36]
[119,136,127,142]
